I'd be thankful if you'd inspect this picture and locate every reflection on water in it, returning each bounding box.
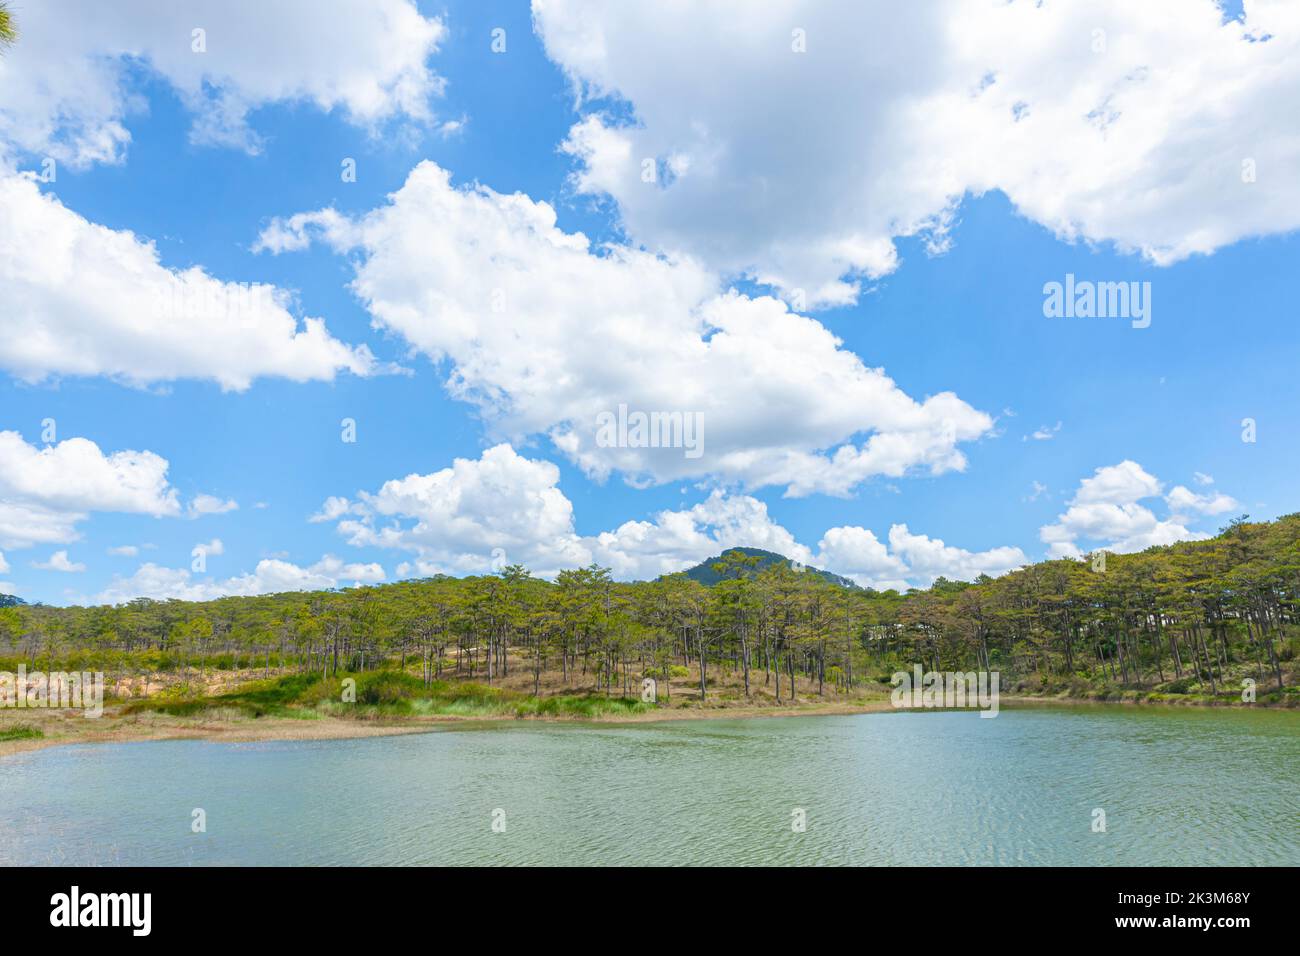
[2,706,1297,865]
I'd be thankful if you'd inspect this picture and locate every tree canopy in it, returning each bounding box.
[3,513,1297,703]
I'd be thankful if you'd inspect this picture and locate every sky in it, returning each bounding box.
[0,0,1297,606]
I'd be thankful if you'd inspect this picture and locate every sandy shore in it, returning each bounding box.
[0,710,445,759]
[1,696,904,758]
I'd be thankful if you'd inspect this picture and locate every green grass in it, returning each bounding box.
[0,724,44,741]
[120,669,654,721]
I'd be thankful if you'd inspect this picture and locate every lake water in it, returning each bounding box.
[2,706,1297,866]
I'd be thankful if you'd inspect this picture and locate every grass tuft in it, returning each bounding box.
[0,724,44,741]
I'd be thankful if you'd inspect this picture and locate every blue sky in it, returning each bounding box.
[0,0,1296,605]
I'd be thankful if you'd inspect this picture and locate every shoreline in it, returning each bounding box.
[3,691,1293,760]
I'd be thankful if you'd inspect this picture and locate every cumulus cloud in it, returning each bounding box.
[815,527,909,591]
[0,431,179,517]
[0,502,84,553]
[321,443,1022,589]
[591,491,814,581]
[0,174,377,390]
[188,494,239,518]
[886,525,1026,586]
[310,496,360,523]
[1166,485,1240,515]
[257,161,993,496]
[97,554,386,604]
[32,550,87,573]
[535,0,1300,306]
[107,545,140,557]
[0,0,447,167]
[1040,460,1237,558]
[194,538,225,558]
[0,431,187,550]
[0,552,9,574]
[335,443,590,577]
[1074,459,1164,506]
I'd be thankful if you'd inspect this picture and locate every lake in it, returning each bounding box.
[2,706,1297,865]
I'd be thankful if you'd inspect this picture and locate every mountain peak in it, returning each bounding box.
[680,547,859,588]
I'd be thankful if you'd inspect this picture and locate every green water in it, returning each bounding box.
[1,706,1297,865]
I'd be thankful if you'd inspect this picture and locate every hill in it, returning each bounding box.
[680,547,860,589]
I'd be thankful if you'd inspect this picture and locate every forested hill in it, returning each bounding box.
[1,514,1296,705]
[682,547,860,589]
[0,594,24,608]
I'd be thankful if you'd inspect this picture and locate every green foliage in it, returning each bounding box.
[6,514,1299,710]
[0,3,15,49]
[685,547,859,589]
[120,670,653,721]
[0,724,44,741]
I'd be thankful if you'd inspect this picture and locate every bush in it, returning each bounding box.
[357,670,425,706]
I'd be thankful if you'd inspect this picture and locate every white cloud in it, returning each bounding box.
[0,431,179,517]
[194,538,225,558]
[323,443,1021,589]
[336,443,591,577]
[1026,422,1063,441]
[535,0,1300,306]
[188,494,239,518]
[33,550,87,573]
[815,527,909,591]
[257,161,993,496]
[0,430,186,550]
[885,526,1026,586]
[1166,485,1240,515]
[1074,460,1164,506]
[0,551,9,574]
[817,524,1026,590]
[0,432,237,568]
[0,173,377,390]
[0,0,446,167]
[1040,461,1236,558]
[97,554,386,604]
[310,496,360,523]
[0,502,84,552]
[591,491,814,581]
[1193,471,1215,486]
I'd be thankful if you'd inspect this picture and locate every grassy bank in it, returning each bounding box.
[121,670,656,721]
[0,664,897,756]
[3,659,1294,760]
